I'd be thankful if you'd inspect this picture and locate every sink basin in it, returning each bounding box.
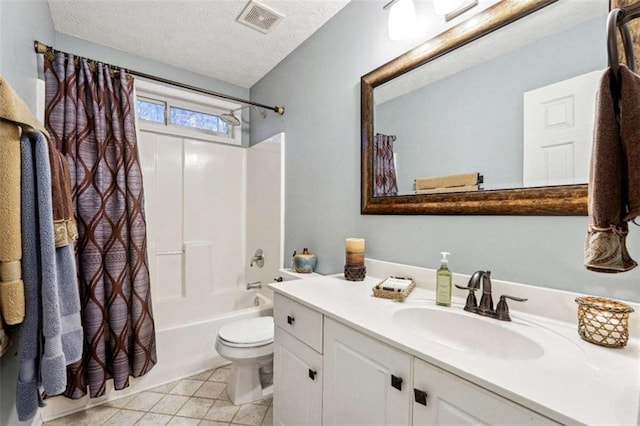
[393,307,545,360]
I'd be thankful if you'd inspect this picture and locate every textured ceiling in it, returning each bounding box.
[47,0,351,88]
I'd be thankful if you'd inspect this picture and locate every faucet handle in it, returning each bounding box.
[454,285,479,312]
[495,295,528,321]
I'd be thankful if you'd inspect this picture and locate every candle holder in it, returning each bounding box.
[575,296,634,348]
[344,264,366,281]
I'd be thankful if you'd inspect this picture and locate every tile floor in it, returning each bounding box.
[43,366,273,426]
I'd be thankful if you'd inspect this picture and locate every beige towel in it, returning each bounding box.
[415,172,481,190]
[585,66,640,273]
[415,185,480,195]
[0,76,49,324]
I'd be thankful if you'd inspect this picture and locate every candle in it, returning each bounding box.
[346,238,365,266]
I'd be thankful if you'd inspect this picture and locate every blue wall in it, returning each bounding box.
[0,1,248,424]
[250,1,640,303]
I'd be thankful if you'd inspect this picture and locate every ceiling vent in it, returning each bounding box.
[237,1,284,34]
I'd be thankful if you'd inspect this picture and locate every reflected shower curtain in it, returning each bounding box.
[44,52,156,398]
[373,133,398,196]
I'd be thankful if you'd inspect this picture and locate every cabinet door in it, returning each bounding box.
[323,318,412,426]
[412,357,560,425]
[273,326,322,426]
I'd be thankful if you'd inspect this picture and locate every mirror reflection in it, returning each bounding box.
[373,1,607,197]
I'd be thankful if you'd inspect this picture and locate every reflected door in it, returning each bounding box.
[523,70,601,187]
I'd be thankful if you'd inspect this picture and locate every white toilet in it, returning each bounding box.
[215,316,274,405]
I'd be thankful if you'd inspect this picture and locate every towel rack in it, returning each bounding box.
[0,116,37,138]
[608,3,640,81]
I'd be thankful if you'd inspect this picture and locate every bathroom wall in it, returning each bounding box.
[1,2,55,425]
[0,2,251,424]
[250,1,640,303]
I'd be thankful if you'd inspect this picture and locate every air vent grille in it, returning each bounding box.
[237,1,284,34]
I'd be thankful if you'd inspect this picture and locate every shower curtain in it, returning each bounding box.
[373,133,398,197]
[44,52,156,398]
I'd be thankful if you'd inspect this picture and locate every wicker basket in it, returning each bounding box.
[575,296,634,348]
[372,277,415,302]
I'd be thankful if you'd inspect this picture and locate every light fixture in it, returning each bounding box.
[433,0,478,22]
[383,0,418,41]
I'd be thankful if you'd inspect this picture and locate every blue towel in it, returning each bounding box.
[17,132,83,421]
[17,133,40,422]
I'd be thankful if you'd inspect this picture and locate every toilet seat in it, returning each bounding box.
[218,316,273,348]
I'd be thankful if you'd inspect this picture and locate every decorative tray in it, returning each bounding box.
[372,276,415,302]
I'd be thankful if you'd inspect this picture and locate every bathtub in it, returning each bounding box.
[40,290,274,422]
[153,290,274,384]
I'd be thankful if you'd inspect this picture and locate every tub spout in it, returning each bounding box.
[246,281,262,290]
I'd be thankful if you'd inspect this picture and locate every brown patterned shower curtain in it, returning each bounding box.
[44,52,156,398]
[373,133,398,196]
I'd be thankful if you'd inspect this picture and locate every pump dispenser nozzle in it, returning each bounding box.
[440,251,450,263]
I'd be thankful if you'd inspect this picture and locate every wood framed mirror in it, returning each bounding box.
[361,0,602,215]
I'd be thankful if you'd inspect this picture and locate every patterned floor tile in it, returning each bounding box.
[167,416,201,425]
[231,404,268,426]
[208,367,232,383]
[176,397,215,419]
[137,412,173,426]
[203,400,239,423]
[170,379,205,396]
[198,421,231,426]
[194,381,226,399]
[124,391,164,411]
[189,370,214,381]
[261,407,273,426]
[44,406,119,426]
[150,381,180,394]
[149,394,191,415]
[103,409,145,425]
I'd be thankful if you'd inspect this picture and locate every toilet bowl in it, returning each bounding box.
[215,316,274,405]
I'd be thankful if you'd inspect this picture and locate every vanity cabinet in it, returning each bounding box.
[273,294,324,426]
[412,358,559,425]
[323,317,412,425]
[273,326,322,425]
[273,292,561,426]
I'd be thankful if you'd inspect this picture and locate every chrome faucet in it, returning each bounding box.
[246,281,262,290]
[455,270,527,321]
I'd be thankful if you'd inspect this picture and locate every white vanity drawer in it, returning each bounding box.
[274,293,323,353]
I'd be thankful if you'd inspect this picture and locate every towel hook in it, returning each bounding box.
[607,7,639,83]
[0,117,37,138]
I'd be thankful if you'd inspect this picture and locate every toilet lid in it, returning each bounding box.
[218,316,274,346]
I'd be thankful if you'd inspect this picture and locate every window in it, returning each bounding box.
[135,79,242,146]
[170,106,229,134]
[137,97,166,124]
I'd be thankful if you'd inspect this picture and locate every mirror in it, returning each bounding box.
[361,0,607,215]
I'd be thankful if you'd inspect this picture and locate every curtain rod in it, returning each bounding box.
[34,41,285,116]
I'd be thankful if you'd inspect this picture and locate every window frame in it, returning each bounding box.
[135,79,243,146]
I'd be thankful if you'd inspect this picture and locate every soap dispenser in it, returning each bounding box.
[436,252,452,306]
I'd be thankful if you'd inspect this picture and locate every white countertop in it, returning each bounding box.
[270,264,640,426]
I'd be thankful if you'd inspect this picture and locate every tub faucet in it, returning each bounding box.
[455,270,527,321]
[250,249,264,268]
[246,281,262,290]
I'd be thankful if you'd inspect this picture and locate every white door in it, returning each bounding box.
[412,357,559,425]
[246,133,285,285]
[323,318,411,426]
[523,70,601,187]
[273,326,322,426]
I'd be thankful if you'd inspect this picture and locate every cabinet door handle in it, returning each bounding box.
[391,375,403,391]
[414,388,428,406]
[287,315,295,325]
[308,369,317,380]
